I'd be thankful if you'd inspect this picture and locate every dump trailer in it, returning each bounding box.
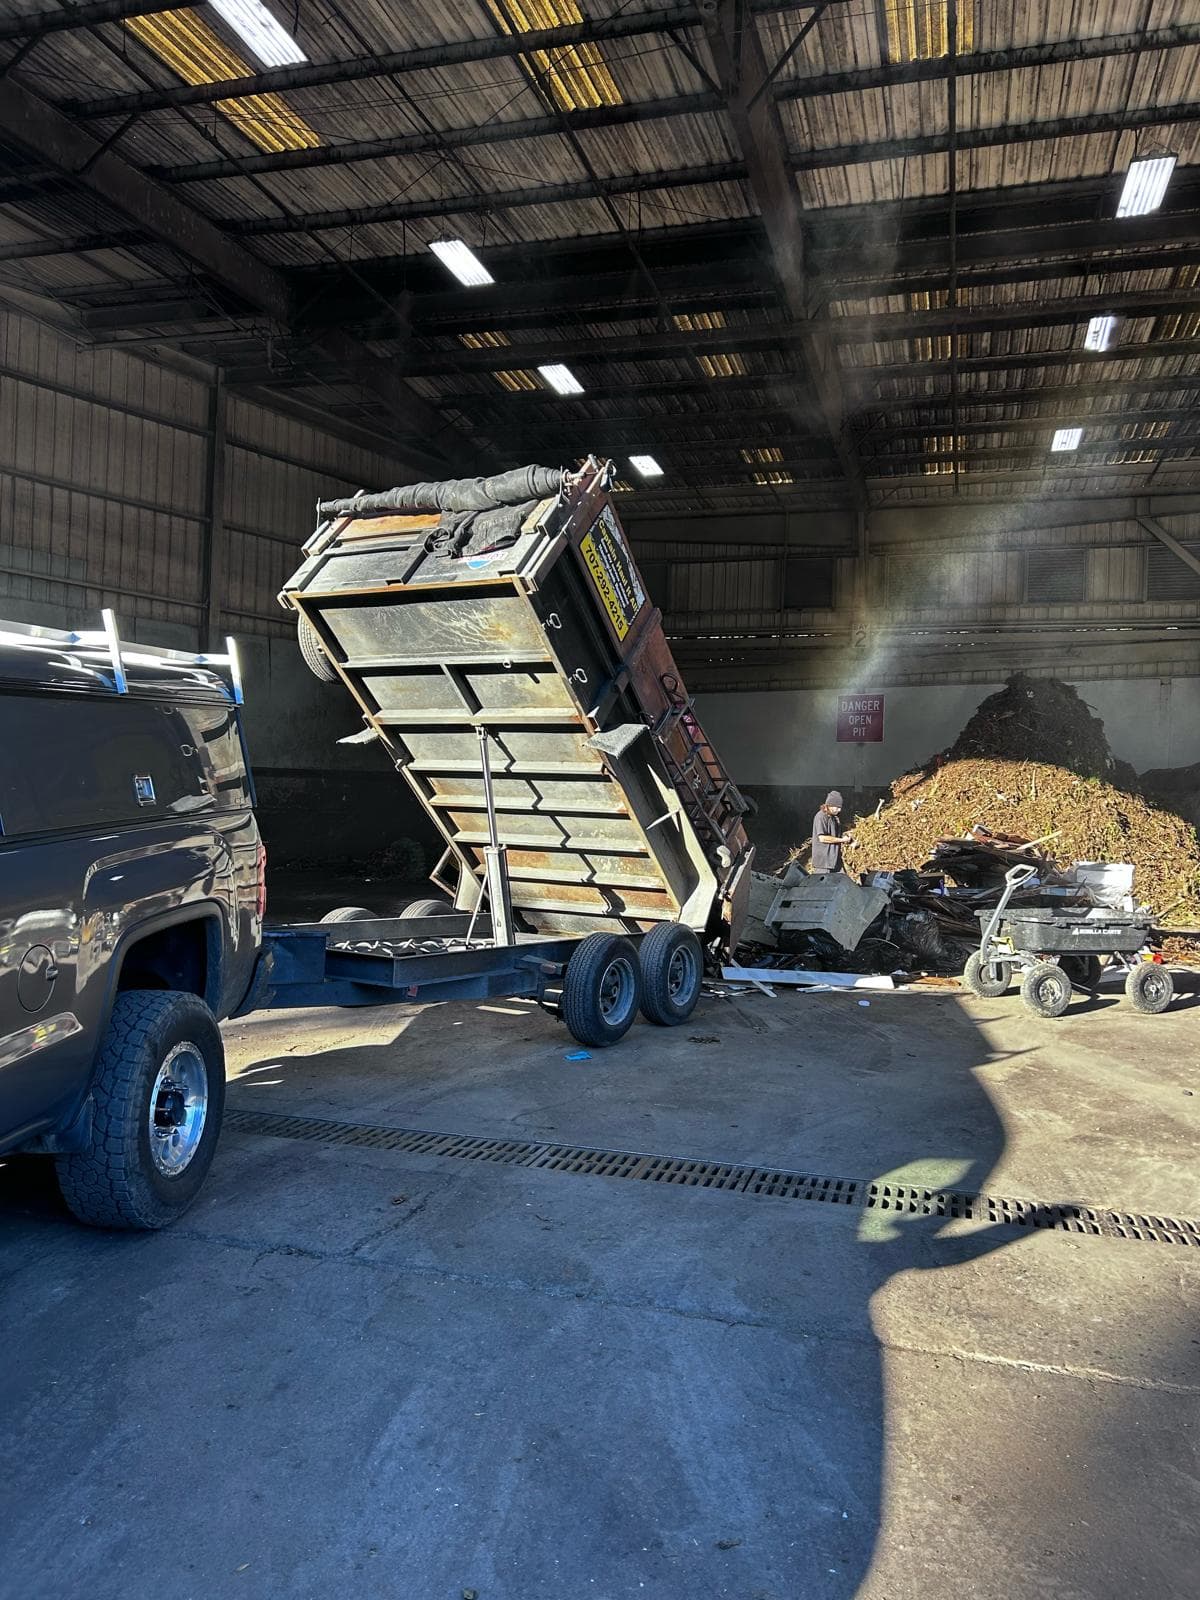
[248,457,755,1046]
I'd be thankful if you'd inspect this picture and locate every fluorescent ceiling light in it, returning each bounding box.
[208,0,305,66]
[1116,154,1176,218]
[629,454,663,478]
[429,239,494,287]
[537,364,584,395]
[1083,315,1116,352]
[1051,428,1082,452]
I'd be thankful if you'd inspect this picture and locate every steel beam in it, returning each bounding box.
[67,4,703,117]
[386,285,1194,376]
[144,23,1200,188]
[0,76,477,466]
[64,13,1200,128]
[0,228,145,261]
[408,324,811,374]
[0,0,169,41]
[850,378,1200,426]
[479,404,1196,451]
[212,103,1200,238]
[702,0,860,499]
[847,338,1200,383]
[149,92,723,185]
[201,373,227,651]
[829,290,1200,342]
[791,100,1200,173]
[228,161,746,237]
[1137,514,1200,582]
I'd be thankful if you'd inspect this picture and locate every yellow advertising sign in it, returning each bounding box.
[581,530,629,638]
[579,505,645,641]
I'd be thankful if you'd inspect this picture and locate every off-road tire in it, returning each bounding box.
[963,950,1012,997]
[1125,963,1174,1014]
[297,614,337,682]
[639,923,703,1026]
[56,991,225,1230]
[1020,960,1072,1019]
[320,906,374,923]
[561,934,642,1048]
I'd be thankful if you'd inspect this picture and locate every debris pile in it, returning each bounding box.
[734,674,1200,983]
[847,676,1200,933]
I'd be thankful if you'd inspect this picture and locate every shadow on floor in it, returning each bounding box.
[1,986,1190,1597]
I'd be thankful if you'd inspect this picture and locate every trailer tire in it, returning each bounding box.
[561,934,642,1048]
[963,951,1012,997]
[55,991,224,1230]
[1060,953,1103,990]
[1125,963,1174,1014]
[639,923,703,1026]
[321,906,374,923]
[401,898,453,917]
[297,614,338,681]
[1020,960,1072,1019]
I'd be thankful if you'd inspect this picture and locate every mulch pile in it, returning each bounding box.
[847,675,1200,935]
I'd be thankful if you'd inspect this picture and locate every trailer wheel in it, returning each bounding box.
[1125,962,1174,1014]
[55,991,225,1230]
[1020,960,1072,1019]
[639,923,703,1026]
[561,934,642,1047]
[401,898,453,917]
[297,614,338,682]
[963,950,1012,997]
[1060,953,1103,990]
[320,906,374,923]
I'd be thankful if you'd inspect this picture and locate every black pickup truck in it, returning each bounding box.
[0,617,263,1228]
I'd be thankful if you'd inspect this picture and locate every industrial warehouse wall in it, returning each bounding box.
[624,498,1200,691]
[695,678,1200,866]
[0,303,438,872]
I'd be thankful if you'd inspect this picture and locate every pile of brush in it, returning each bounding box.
[847,677,1200,934]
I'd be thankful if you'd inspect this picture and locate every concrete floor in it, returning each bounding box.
[2,916,1199,1598]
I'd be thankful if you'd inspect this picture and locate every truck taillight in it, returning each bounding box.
[256,841,267,919]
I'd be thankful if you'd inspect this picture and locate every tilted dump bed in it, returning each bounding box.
[280,459,753,948]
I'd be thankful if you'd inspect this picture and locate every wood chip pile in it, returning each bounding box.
[847,676,1200,932]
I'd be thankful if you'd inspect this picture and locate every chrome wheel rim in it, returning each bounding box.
[667,943,698,1002]
[148,1042,209,1177]
[1141,971,1169,1004]
[599,956,636,1023]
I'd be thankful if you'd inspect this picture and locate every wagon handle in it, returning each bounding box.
[979,862,1040,963]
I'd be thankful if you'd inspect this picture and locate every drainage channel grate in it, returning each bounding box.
[223,1108,1200,1248]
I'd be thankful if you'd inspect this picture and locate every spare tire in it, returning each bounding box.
[401,898,453,917]
[298,614,337,682]
[320,906,373,923]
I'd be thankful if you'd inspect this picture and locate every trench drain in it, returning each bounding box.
[223,1108,1200,1248]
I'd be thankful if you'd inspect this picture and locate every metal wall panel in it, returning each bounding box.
[0,306,415,643]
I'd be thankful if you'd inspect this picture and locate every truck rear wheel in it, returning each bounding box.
[639,923,703,1025]
[56,991,225,1230]
[561,934,642,1047]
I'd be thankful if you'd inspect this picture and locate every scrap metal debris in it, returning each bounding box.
[733,674,1200,983]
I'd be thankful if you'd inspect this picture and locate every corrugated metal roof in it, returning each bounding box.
[0,0,1196,509]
